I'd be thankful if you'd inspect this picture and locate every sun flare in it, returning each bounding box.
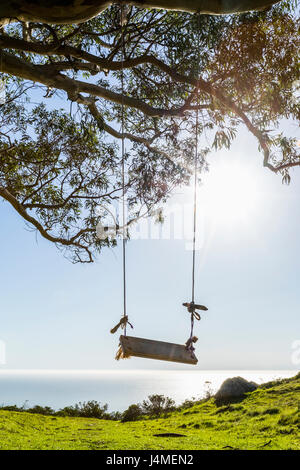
[199,159,260,227]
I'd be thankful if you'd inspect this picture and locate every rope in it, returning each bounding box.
[120,4,129,336]
[191,93,199,305]
[189,13,201,343]
[186,13,202,351]
[189,104,199,342]
[110,5,133,340]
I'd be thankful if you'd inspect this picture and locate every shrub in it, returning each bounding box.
[57,401,108,418]
[27,406,55,416]
[109,411,122,421]
[0,404,55,415]
[121,404,143,422]
[179,398,198,410]
[0,405,22,412]
[142,394,175,417]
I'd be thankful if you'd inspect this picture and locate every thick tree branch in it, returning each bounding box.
[1,14,297,175]
[0,50,206,117]
[0,49,278,169]
[0,185,94,262]
[0,1,281,26]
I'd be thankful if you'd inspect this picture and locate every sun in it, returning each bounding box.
[168,155,262,245]
[200,159,260,228]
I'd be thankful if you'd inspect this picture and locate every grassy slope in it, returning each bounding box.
[0,375,299,450]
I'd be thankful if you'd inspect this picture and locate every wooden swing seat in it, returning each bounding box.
[118,335,198,365]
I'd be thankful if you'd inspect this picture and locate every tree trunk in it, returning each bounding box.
[0,0,280,25]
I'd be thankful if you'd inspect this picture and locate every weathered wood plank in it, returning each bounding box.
[118,335,198,365]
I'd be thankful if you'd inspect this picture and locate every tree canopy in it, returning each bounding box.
[0,2,299,262]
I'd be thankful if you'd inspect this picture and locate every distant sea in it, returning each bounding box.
[0,370,297,412]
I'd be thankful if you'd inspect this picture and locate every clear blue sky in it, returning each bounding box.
[0,111,299,371]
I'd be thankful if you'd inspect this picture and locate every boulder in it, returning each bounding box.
[215,376,258,405]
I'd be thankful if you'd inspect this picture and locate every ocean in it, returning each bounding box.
[0,370,297,412]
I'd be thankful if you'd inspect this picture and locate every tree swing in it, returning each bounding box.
[110,6,208,365]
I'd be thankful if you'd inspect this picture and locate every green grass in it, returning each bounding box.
[0,374,299,450]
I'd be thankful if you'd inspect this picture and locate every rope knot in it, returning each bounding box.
[185,335,198,352]
[110,315,133,334]
[183,301,208,355]
[183,301,208,321]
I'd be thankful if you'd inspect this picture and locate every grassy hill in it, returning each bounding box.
[0,374,299,450]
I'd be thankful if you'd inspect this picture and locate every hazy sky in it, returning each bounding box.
[1,118,299,371]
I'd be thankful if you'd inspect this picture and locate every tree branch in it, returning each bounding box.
[0,185,94,262]
[0,0,281,26]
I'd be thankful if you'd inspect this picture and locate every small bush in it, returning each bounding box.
[0,405,22,412]
[0,401,121,420]
[142,395,175,417]
[27,406,55,416]
[109,411,122,421]
[57,401,108,418]
[179,398,198,410]
[121,404,143,423]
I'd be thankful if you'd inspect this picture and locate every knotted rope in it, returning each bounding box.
[184,302,200,354]
[110,4,133,347]
[120,3,128,336]
[112,314,133,360]
[183,301,208,354]
[110,315,133,335]
[184,13,208,356]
